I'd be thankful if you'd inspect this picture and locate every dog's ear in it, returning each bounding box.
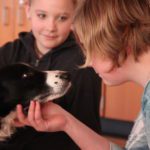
[0,83,7,101]
[0,83,10,117]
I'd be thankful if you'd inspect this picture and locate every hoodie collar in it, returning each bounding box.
[19,31,77,56]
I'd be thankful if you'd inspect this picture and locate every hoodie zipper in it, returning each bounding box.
[35,59,39,67]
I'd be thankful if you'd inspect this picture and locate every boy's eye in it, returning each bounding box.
[37,13,46,19]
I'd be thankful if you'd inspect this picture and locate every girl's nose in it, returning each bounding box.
[48,19,57,32]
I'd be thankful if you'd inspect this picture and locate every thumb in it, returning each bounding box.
[13,118,25,127]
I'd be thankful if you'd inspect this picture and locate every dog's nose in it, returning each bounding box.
[59,72,70,81]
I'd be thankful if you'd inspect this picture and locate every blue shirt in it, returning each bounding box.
[111,81,150,150]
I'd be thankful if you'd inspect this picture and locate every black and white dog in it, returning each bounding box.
[0,63,71,141]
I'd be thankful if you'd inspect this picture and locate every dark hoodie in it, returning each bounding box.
[0,32,101,150]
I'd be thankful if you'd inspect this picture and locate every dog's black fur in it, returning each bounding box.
[0,63,71,141]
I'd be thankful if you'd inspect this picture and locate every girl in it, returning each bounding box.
[0,0,101,150]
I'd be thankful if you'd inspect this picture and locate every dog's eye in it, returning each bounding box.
[22,73,33,79]
[22,74,27,78]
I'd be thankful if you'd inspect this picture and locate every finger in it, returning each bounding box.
[16,104,28,124]
[13,118,25,127]
[27,101,36,124]
[30,101,47,131]
[34,101,44,125]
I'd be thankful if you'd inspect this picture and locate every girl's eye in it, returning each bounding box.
[37,13,46,19]
[58,16,68,22]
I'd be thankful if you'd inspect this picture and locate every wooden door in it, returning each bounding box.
[0,0,15,45]
[14,0,30,38]
[101,82,143,121]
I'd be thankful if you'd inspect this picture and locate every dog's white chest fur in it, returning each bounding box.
[0,111,16,141]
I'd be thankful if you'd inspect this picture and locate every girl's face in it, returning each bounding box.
[26,0,75,53]
[91,54,128,86]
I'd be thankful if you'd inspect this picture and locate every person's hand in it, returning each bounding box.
[15,101,69,132]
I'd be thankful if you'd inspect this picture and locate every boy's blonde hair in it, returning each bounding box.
[74,0,150,67]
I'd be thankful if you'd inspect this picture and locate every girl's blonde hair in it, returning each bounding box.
[74,0,150,67]
[27,0,79,8]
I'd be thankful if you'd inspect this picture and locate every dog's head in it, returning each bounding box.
[0,63,71,117]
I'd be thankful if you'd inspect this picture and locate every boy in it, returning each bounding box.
[0,0,101,149]
[17,0,150,149]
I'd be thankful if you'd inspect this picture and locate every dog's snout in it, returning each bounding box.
[59,72,70,81]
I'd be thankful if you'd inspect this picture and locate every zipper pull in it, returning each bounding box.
[35,59,39,67]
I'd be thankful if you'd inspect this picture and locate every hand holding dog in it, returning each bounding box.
[15,101,69,132]
[16,101,110,150]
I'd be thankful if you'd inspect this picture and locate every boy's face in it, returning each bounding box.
[26,0,75,52]
[90,53,127,86]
